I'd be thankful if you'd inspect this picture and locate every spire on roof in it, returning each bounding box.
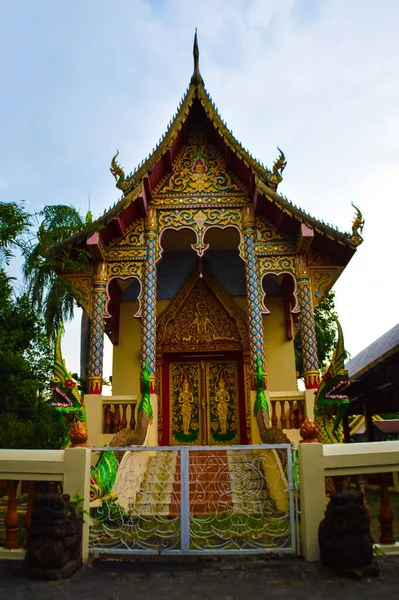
[191,29,203,85]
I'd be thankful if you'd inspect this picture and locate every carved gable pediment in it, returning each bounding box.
[157,270,249,354]
[153,137,247,206]
[105,218,146,261]
[255,215,295,255]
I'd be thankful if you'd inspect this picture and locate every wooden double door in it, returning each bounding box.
[162,354,245,446]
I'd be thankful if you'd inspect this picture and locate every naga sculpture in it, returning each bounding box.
[110,150,130,192]
[313,320,350,444]
[254,355,290,447]
[270,147,287,185]
[50,326,88,448]
[90,361,152,500]
[349,202,365,246]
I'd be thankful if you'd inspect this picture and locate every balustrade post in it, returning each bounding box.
[379,473,394,544]
[129,405,136,430]
[113,404,120,433]
[280,400,287,429]
[25,481,36,531]
[104,404,111,433]
[4,480,19,549]
[289,402,295,429]
[121,405,128,430]
[271,401,278,428]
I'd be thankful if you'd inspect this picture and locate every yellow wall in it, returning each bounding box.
[112,295,296,396]
[263,295,297,392]
[112,299,172,396]
[112,301,141,396]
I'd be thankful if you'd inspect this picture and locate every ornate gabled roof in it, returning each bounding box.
[54,33,364,257]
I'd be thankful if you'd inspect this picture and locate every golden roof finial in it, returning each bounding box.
[191,29,203,85]
[349,202,365,246]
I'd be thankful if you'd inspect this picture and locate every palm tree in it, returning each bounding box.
[23,204,93,384]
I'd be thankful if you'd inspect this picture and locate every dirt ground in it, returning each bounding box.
[0,555,399,600]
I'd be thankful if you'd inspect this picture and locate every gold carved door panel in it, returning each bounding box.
[206,360,240,445]
[169,360,240,446]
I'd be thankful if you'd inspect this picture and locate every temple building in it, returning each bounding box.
[57,35,363,447]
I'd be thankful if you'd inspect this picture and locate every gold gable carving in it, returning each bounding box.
[255,215,295,255]
[157,270,249,354]
[105,218,146,261]
[153,140,247,204]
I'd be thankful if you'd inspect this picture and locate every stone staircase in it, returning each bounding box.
[131,449,277,518]
[227,450,274,513]
[133,451,177,516]
[171,450,233,516]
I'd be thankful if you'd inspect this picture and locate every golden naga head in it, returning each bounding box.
[110,150,130,192]
[349,202,365,246]
[270,147,287,185]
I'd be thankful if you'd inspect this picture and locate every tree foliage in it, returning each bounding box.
[0,201,30,266]
[23,204,93,339]
[0,269,63,449]
[294,291,338,379]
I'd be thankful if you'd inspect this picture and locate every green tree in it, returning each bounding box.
[0,201,30,266]
[23,205,94,385]
[294,291,338,379]
[0,268,63,449]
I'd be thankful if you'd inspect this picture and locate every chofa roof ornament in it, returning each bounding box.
[349,202,365,246]
[270,147,287,185]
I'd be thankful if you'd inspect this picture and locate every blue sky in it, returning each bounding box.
[1,0,399,380]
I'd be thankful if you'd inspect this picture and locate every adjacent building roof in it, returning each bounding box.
[347,323,399,415]
[346,323,399,378]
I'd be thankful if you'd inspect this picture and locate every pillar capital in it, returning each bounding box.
[145,206,157,234]
[241,204,255,229]
[295,254,309,278]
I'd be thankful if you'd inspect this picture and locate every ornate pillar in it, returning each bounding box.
[141,207,157,390]
[295,255,320,389]
[87,261,107,394]
[242,205,266,382]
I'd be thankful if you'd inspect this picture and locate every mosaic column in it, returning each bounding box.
[242,205,266,384]
[141,207,157,391]
[87,261,107,394]
[295,255,320,389]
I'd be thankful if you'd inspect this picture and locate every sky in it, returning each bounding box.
[1,0,398,383]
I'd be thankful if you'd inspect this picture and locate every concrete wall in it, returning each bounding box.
[299,441,399,561]
[0,448,91,562]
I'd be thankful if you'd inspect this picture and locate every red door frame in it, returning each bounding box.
[161,350,248,446]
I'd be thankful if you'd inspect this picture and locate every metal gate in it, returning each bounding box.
[89,444,298,556]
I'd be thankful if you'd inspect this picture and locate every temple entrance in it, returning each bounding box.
[157,266,251,446]
[164,354,245,445]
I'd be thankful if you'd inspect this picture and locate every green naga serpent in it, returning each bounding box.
[254,355,290,446]
[50,327,152,501]
[90,362,152,501]
[313,320,350,444]
[50,326,88,448]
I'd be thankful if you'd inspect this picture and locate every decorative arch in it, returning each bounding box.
[157,223,246,262]
[261,271,299,341]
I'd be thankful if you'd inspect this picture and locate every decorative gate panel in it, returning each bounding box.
[89,444,298,556]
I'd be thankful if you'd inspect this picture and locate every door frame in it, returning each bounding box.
[161,350,249,446]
